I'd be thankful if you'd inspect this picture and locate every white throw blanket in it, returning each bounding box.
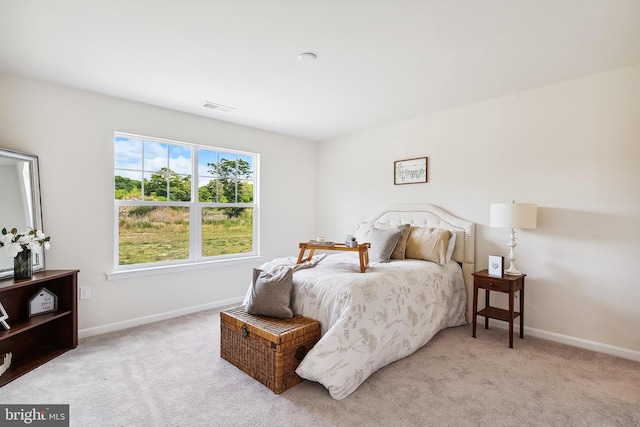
[261,253,327,275]
[242,254,327,304]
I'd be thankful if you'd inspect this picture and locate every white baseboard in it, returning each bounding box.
[80,302,640,363]
[487,319,640,363]
[78,296,244,339]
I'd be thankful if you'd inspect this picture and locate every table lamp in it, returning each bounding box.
[490,201,537,275]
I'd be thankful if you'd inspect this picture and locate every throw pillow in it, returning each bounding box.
[374,223,411,260]
[368,227,403,263]
[245,268,294,318]
[355,222,412,260]
[405,227,452,265]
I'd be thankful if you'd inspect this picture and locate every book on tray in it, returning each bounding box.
[308,240,335,246]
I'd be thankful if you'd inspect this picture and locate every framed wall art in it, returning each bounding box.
[394,157,428,185]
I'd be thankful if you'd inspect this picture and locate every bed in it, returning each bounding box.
[245,204,475,400]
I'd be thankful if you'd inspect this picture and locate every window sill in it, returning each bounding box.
[106,256,265,281]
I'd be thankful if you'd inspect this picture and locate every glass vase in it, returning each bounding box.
[14,249,33,280]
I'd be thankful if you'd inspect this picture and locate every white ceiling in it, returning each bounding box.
[1,0,639,141]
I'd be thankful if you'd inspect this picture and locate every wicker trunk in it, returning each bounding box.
[220,305,321,394]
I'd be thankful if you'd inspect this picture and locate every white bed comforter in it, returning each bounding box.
[248,252,467,400]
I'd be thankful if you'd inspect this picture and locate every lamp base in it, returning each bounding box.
[504,228,524,275]
[504,262,523,276]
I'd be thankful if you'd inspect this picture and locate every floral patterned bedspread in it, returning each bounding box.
[254,252,467,400]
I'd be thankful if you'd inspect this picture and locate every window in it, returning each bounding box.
[114,133,258,270]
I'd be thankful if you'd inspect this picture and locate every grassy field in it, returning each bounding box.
[118,206,252,265]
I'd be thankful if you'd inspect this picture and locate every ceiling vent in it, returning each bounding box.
[202,102,235,112]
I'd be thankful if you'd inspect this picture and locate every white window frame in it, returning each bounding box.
[107,132,261,280]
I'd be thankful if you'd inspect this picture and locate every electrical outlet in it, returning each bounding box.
[79,287,91,300]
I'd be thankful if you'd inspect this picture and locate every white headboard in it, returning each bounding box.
[360,203,476,322]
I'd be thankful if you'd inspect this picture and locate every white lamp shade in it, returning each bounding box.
[490,202,537,229]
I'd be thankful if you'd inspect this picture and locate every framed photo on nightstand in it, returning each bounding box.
[488,255,504,277]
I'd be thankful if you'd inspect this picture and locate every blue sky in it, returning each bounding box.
[114,135,254,183]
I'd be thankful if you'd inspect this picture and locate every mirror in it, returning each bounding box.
[0,148,45,279]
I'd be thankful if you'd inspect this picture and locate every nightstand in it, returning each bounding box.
[472,269,526,348]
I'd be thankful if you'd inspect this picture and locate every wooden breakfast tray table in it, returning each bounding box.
[296,242,371,273]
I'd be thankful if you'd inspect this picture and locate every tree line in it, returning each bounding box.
[115,158,253,218]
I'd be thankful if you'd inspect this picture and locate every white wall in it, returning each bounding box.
[1,65,638,359]
[317,65,640,357]
[0,73,318,335]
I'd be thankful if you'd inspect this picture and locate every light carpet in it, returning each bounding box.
[2,308,639,427]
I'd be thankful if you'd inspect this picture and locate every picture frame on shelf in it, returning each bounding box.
[28,287,58,317]
[0,301,9,330]
[488,255,504,277]
[0,352,12,377]
[394,157,428,185]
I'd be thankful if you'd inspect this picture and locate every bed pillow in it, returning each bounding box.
[446,232,456,264]
[375,223,411,260]
[245,268,294,318]
[368,227,403,263]
[355,222,411,260]
[354,221,373,244]
[405,227,452,265]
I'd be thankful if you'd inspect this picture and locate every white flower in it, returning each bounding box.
[0,227,51,257]
[17,234,32,246]
[3,242,23,258]
[27,240,41,251]
[0,232,14,246]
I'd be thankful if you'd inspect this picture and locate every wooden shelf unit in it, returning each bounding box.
[0,270,78,387]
